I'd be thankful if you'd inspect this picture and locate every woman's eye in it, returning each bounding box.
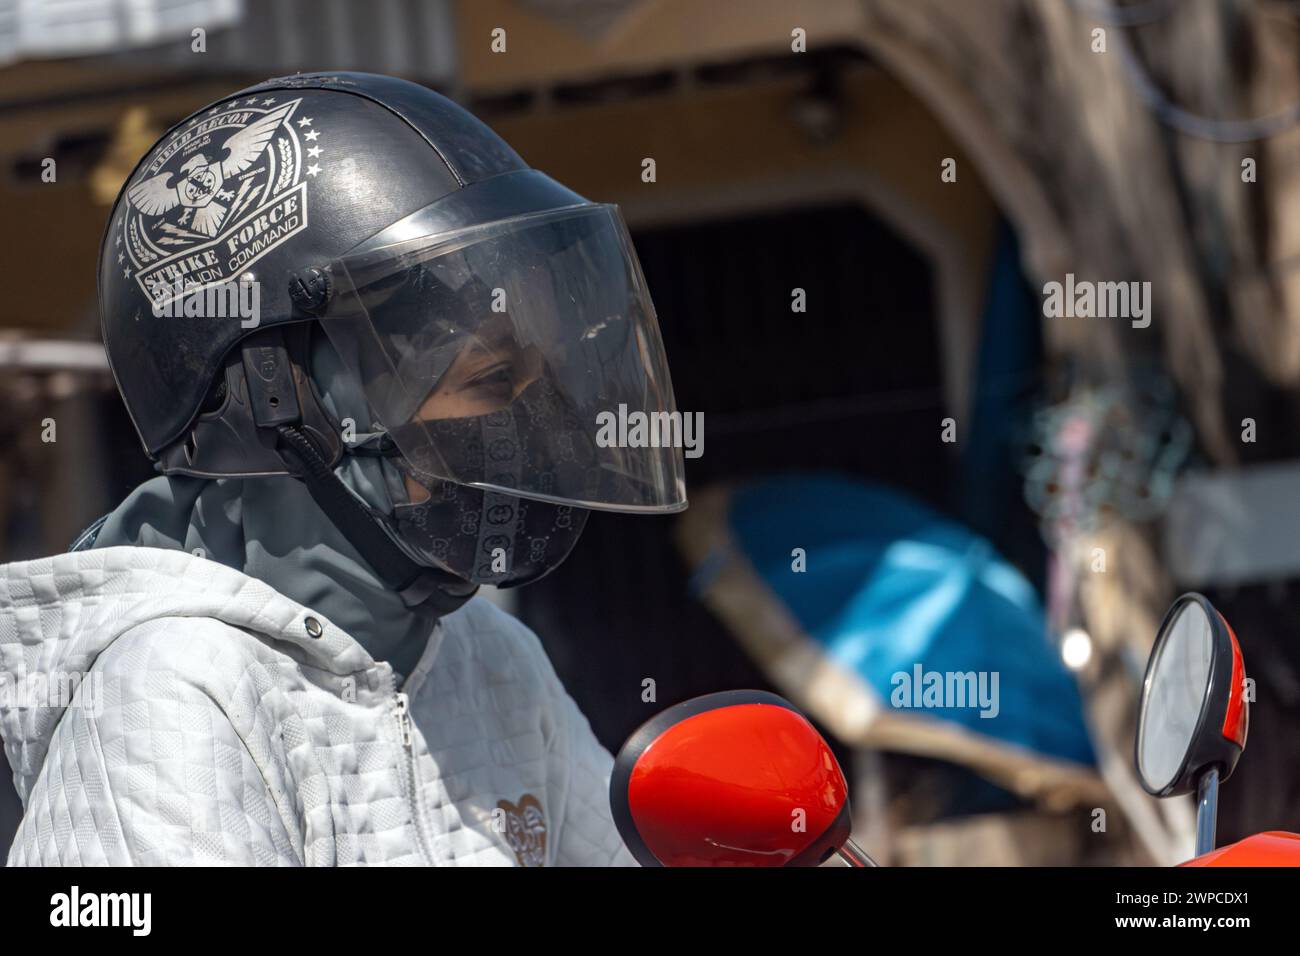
[466,366,514,393]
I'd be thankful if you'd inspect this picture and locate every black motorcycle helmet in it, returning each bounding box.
[99,72,686,611]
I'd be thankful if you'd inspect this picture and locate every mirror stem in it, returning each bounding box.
[1195,767,1220,858]
[836,838,879,867]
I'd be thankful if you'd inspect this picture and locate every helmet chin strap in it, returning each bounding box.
[240,326,478,615]
[274,424,478,614]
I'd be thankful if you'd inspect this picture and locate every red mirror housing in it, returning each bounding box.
[609,690,853,867]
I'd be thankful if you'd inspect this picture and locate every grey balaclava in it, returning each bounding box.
[92,332,436,680]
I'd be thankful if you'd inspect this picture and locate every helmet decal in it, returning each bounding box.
[100,73,552,464]
[119,96,318,310]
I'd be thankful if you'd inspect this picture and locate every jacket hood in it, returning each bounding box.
[0,546,378,804]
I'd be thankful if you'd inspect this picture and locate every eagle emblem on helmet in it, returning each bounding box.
[118,97,314,306]
[127,103,293,238]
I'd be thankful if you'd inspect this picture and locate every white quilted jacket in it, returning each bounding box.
[0,546,635,866]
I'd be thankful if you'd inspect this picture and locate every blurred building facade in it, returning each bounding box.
[3,0,1300,863]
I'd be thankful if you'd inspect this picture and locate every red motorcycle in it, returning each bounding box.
[610,592,1300,866]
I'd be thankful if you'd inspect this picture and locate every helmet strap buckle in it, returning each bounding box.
[241,328,303,427]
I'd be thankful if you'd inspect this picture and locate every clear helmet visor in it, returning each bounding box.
[319,203,687,513]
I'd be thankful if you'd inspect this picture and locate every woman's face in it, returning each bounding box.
[401,315,543,504]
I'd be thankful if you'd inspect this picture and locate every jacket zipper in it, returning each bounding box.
[394,691,437,865]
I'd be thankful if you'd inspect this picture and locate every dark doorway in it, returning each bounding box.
[520,202,950,752]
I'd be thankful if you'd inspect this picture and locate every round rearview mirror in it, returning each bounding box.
[1135,593,1248,797]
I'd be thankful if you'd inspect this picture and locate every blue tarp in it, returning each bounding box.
[722,473,1096,767]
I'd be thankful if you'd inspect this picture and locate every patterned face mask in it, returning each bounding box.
[388,379,593,587]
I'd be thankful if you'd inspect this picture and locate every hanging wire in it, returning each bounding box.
[1069,0,1178,27]
[1069,0,1300,142]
